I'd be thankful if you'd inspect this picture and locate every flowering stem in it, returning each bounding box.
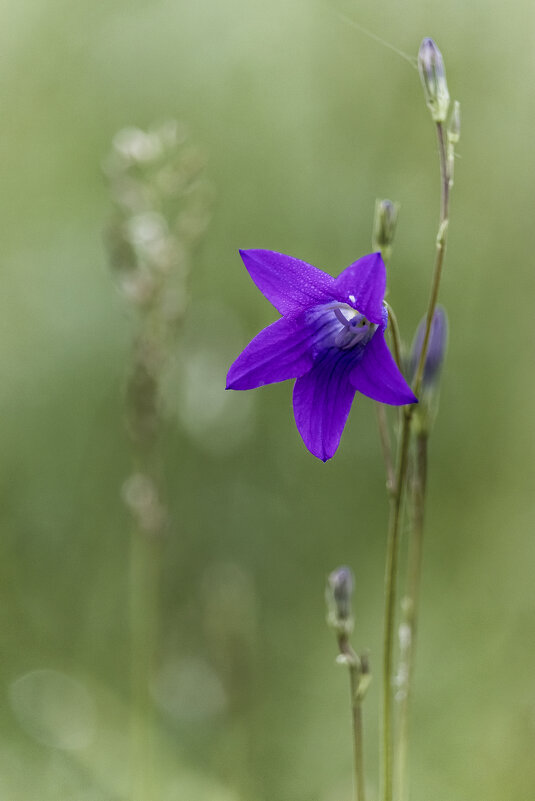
[412,123,450,399]
[381,407,411,801]
[374,242,401,492]
[337,634,367,801]
[395,432,428,801]
[381,121,451,801]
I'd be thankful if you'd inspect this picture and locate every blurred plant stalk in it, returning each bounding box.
[104,122,213,801]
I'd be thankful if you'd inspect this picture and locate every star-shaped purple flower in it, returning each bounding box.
[226,250,417,461]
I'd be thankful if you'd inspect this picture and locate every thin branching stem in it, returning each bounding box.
[381,121,451,801]
[384,302,403,370]
[376,404,396,494]
[338,634,367,801]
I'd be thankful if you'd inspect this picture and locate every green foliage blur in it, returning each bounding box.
[1,1,534,799]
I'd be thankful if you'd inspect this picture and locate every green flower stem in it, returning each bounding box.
[384,302,403,370]
[412,122,450,399]
[381,121,451,801]
[374,258,402,495]
[395,432,428,801]
[381,407,412,801]
[338,634,367,801]
[376,403,396,494]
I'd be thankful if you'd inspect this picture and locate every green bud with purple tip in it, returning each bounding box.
[418,38,450,123]
[326,566,354,635]
[372,199,399,264]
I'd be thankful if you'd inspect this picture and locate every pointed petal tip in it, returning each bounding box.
[379,387,418,407]
[304,444,335,462]
[400,391,418,406]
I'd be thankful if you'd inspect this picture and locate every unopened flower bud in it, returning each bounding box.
[372,199,399,262]
[410,305,448,390]
[447,100,461,144]
[326,566,354,634]
[410,307,448,432]
[418,38,450,123]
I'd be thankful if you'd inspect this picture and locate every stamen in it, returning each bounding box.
[334,307,353,328]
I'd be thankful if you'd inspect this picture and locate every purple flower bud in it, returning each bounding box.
[327,566,354,624]
[418,38,450,122]
[410,306,448,389]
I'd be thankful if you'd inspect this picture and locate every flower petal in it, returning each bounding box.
[293,348,358,461]
[226,315,317,390]
[349,330,418,405]
[334,252,386,324]
[239,249,335,315]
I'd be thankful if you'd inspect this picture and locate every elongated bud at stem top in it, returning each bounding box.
[372,199,399,263]
[418,38,450,123]
[410,306,448,389]
[326,566,354,635]
[447,100,461,144]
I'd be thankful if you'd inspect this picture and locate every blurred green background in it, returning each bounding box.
[1,0,534,799]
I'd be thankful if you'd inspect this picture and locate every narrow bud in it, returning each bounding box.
[410,306,448,390]
[418,38,450,123]
[372,199,399,263]
[410,307,448,432]
[326,566,354,635]
[447,100,461,144]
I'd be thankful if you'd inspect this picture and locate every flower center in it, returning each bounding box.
[331,304,376,350]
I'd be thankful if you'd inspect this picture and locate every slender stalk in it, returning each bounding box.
[412,123,450,399]
[374,239,401,495]
[395,433,428,801]
[338,634,367,801]
[381,121,451,801]
[384,302,403,370]
[380,407,412,801]
[376,404,395,494]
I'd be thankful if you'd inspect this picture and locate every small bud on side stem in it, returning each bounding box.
[326,567,370,801]
[326,566,355,636]
[372,199,399,265]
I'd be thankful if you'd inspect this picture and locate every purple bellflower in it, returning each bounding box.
[226,250,417,461]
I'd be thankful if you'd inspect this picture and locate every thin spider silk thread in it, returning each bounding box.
[335,12,418,70]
